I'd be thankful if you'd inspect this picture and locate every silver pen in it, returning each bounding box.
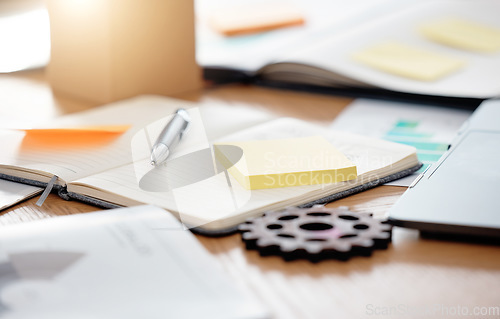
[150,108,191,166]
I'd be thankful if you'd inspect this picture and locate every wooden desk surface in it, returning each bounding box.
[1,69,499,319]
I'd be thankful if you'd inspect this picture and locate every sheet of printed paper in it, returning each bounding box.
[0,205,267,318]
[330,99,472,186]
[0,179,42,211]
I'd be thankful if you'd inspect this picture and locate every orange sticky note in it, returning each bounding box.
[19,125,131,149]
[22,125,131,135]
[208,2,305,36]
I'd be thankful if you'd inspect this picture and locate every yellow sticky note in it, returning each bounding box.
[352,41,466,81]
[420,18,500,53]
[214,136,357,190]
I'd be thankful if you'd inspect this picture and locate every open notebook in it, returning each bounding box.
[0,95,420,235]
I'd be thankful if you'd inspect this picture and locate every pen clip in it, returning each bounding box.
[176,108,191,137]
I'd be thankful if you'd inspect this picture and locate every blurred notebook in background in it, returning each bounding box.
[198,0,500,105]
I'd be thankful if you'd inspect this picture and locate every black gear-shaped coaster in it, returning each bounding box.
[238,206,392,262]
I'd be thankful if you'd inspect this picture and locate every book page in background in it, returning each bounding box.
[0,205,267,318]
[276,0,500,98]
[70,118,417,229]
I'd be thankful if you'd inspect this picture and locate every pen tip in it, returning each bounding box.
[150,161,156,166]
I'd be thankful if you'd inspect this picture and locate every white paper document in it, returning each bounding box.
[330,99,472,186]
[0,205,268,319]
[0,179,42,211]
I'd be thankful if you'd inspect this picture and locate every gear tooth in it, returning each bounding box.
[242,232,259,241]
[284,206,296,211]
[380,224,392,231]
[280,240,300,253]
[373,231,391,240]
[256,237,278,248]
[304,243,323,255]
[330,241,351,253]
[385,230,393,242]
[238,223,252,232]
[360,239,374,247]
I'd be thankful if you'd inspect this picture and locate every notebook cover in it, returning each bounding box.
[1,162,422,236]
[190,162,422,236]
[202,66,482,110]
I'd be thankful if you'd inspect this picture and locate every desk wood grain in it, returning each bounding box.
[1,69,499,319]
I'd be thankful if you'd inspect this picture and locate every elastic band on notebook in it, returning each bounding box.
[36,175,58,207]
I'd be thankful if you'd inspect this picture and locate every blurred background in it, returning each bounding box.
[0,0,401,73]
[0,0,49,73]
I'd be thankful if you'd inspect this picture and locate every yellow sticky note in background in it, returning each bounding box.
[214,136,357,190]
[352,41,466,81]
[420,18,500,53]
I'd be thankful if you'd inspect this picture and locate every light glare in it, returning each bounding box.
[0,8,50,73]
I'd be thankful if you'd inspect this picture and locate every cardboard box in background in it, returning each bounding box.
[46,0,202,104]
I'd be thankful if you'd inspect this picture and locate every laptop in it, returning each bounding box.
[387,99,500,238]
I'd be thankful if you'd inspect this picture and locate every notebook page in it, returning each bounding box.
[70,118,417,229]
[0,96,185,183]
